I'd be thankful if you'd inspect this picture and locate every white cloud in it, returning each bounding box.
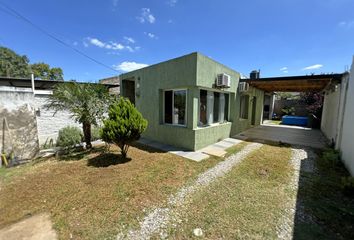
[137,8,156,23]
[124,36,135,44]
[280,67,288,71]
[84,37,138,52]
[302,64,323,70]
[145,32,158,39]
[338,20,354,28]
[113,61,149,72]
[167,0,178,7]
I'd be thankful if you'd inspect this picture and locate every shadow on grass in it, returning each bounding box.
[292,148,354,239]
[58,146,105,161]
[131,142,166,154]
[87,153,131,168]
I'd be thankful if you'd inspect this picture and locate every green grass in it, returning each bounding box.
[293,151,354,239]
[165,144,293,239]
[0,143,238,240]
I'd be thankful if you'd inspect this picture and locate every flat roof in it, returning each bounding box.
[241,73,346,92]
[0,77,119,90]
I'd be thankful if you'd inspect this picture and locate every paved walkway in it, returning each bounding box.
[138,137,243,162]
[234,124,327,149]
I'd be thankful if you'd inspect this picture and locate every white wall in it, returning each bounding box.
[321,84,341,144]
[339,56,354,175]
[34,94,81,145]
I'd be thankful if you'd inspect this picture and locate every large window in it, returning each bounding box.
[164,89,187,126]
[239,95,249,119]
[199,90,229,126]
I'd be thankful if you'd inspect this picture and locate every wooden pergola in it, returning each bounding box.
[242,74,344,92]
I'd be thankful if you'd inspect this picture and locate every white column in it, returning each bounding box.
[219,93,225,122]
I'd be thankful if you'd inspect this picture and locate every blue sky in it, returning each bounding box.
[1,0,354,81]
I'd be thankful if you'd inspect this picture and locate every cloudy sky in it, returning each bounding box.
[1,0,353,81]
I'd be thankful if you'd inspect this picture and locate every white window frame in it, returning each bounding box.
[163,89,187,127]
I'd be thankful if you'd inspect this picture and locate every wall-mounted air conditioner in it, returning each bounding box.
[239,82,249,92]
[216,73,231,88]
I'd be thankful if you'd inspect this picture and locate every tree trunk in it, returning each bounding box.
[83,121,92,149]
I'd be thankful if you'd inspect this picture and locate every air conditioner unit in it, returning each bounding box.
[216,73,231,88]
[239,82,249,92]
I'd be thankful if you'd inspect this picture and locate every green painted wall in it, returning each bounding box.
[120,52,264,151]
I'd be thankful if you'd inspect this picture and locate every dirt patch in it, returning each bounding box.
[0,213,57,240]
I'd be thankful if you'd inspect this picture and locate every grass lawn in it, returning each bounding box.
[0,142,245,240]
[165,144,293,239]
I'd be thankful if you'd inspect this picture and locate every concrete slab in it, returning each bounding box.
[234,124,327,149]
[200,145,227,157]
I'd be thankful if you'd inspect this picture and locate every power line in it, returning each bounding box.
[0,1,119,73]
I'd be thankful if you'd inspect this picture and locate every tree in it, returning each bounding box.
[0,46,31,77]
[0,46,64,80]
[46,82,111,148]
[101,98,148,158]
[300,92,324,118]
[31,62,64,80]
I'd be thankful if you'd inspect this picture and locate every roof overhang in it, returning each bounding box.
[241,73,345,92]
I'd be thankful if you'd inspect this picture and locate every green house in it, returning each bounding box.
[120,52,264,150]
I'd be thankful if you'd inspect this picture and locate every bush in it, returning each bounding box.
[91,126,102,141]
[322,148,340,167]
[101,98,148,158]
[56,126,83,147]
[341,177,354,196]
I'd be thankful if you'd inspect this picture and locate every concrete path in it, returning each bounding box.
[138,137,243,162]
[0,213,57,240]
[117,142,263,240]
[234,124,327,149]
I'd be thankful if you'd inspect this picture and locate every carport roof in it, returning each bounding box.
[241,73,345,92]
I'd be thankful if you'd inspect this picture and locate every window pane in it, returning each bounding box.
[199,90,207,126]
[207,91,214,125]
[224,94,229,121]
[164,91,172,124]
[213,92,220,123]
[173,90,186,125]
[240,95,249,119]
[219,93,225,122]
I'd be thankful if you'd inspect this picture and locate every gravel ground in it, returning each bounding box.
[276,146,317,240]
[117,142,263,240]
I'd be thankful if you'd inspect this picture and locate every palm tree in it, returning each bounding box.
[46,82,111,148]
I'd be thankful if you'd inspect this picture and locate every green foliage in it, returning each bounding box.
[101,98,148,158]
[281,106,295,115]
[0,46,64,79]
[31,62,64,80]
[56,126,83,147]
[341,177,354,196]
[322,148,340,167]
[0,46,31,77]
[46,82,112,148]
[91,126,102,141]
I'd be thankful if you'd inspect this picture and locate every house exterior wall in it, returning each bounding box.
[339,57,354,175]
[120,52,264,150]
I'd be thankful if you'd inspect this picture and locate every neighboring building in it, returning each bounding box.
[0,77,115,161]
[99,76,120,95]
[120,52,264,151]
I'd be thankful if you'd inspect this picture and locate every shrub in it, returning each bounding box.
[101,98,148,158]
[56,126,83,147]
[91,126,102,141]
[322,148,340,167]
[341,177,354,196]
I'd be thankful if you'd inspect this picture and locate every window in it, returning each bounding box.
[199,90,229,126]
[239,95,249,119]
[164,89,187,126]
